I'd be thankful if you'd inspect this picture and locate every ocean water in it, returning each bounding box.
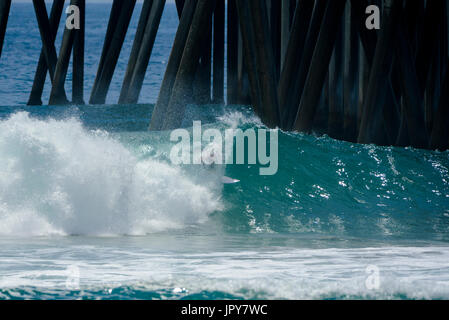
[0,3,449,300]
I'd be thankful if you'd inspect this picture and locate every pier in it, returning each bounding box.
[0,0,447,150]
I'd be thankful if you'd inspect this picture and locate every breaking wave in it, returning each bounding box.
[0,112,222,236]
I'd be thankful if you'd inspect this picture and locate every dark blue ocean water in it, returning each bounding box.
[0,2,178,105]
[0,3,449,300]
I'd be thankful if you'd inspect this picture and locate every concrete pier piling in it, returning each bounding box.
[278,0,314,130]
[281,0,327,131]
[280,0,296,71]
[48,9,75,105]
[119,0,154,105]
[226,0,239,105]
[358,0,401,145]
[193,3,212,105]
[294,0,347,133]
[237,0,280,128]
[149,0,216,130]
[90,0,123,104]
[121,0,165,104]
[343,2,359,142]
[90,0,136,105]
[72,0,85,105]
[0,0,11,59]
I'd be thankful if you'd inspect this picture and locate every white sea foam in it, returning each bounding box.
[2,242,449,300]
[0,112,222,236]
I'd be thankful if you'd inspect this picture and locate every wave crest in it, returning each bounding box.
[0,112,222,236]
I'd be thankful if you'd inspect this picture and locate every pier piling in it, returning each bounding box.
[343,2,359,142]
[33,0,62,91]
[278,0,314,129]
[90,0,134,104]
[294,0,346,133]
[193,4,212,105]
[283,0,327,131]
[0,0,447,150]
[150,0,197,131]
[48,9,75,105]
[153,0,216,130]
[122,0,165,104]
[212,0,225,104]
[358,0,401,145]
[226,0,239,105]
[72,0,85,104]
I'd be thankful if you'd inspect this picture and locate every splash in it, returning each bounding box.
[0,112,222,236]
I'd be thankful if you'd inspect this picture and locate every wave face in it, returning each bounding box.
[222,118,449,242]
[0,112,222,236]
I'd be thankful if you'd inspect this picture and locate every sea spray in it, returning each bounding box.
[0,112,223,236]
[0,105,448,300]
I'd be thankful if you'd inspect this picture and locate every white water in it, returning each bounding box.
[0,112,223,236]
[1,236,449,299]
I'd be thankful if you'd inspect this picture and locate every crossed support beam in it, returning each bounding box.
[293,0,347,133]
[280,0,327,131]
[150,0,198,131]
[150,0,217,131]
[30,0,85,106]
